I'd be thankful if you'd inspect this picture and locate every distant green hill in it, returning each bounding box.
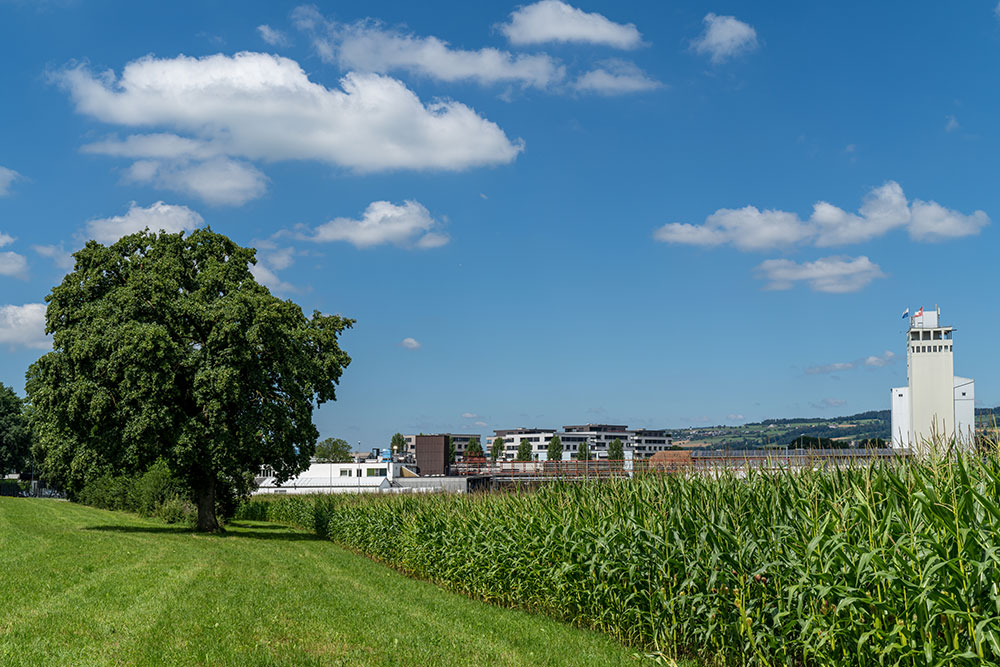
[674,406,999,450]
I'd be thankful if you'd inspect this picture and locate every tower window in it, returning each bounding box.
[911,332,919,340]
[922,331,931,340]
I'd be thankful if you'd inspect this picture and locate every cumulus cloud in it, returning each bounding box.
[0,251,28,279]
[806,350,896,375]
[57,52,523,203]
[461,412,479,419]
[33,243,76,271]
[864,350,896,367]
[0,166,20,196]
[812,397,846,410]
[756,256,885,293]
[727,413,745,421]
[302,200,449,249]
[500,0,643,49]
[655,181,989,251]
[257,24,290,46]
[573,59,661,95]
[0,303,49,349]
[400,337,421,349]
[124,157,268,207]
[0,232,13,247]
[474,420,488,427]
[85,201,204,245]
[692,13,758,63]
[297,14,565,89]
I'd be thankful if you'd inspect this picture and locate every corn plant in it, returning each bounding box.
[239,445,1000,666]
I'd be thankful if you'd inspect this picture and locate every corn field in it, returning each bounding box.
[239,452,1000,665]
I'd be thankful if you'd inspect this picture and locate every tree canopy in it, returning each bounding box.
[0,383,30,476]
[26,229,353,531]
[516,438,532,462]
[576,441,592,461]
[466,437,484,459]
[314,437,352,463]
[390,432,407,454]
[547,435,563,463]
[490,436,504,462]
[608,438,624,461]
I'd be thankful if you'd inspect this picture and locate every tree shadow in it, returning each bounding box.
[83,523,322,541]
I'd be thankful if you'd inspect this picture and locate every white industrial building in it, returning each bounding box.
[890,307,975,453]
[255,460,404,494]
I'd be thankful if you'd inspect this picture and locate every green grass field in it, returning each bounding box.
[0,498,655,666]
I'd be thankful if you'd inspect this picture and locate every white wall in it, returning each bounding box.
[890,386,911,449]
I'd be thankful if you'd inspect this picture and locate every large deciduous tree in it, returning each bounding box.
[390,432,407,455]
[26,230,353,531]
[314,437,352,463]
[490,436,504,462]
[0,383,30,476]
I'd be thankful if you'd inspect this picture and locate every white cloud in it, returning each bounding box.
[908,199,989,241]
[864,350,896,367]
[474,420,488,427]
[0,251,28,278]
[305,17,565,89]
[0,303,49,349]
[400,337,421,349]
[303,200,449,249]
[573,59,661,95]
[655,181,989,251]
[655,206,811,251]
[257,24,290,46]
[756,256,884,293]
[57,52,523,203]
[945,115,959,133]
[806,350,896,375]
[500,0,643,49]
[692,13,758,64]
[33,243,76,271]
[0,166,19,196]
[123,157,268,207]
[85,201,204,244]
[461,412,479,419]
[727,413,745,421]
[0,232,14,247]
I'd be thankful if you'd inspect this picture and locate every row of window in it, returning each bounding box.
[338,468,387,477]
[911,344,952,353]
[910,330,951,341]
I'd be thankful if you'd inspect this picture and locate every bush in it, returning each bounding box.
[130,460,183,516]
[155,497,197,525]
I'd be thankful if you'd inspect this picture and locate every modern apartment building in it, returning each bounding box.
[485,424,674,460]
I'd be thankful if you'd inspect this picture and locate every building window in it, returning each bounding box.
[911,332,919,340]
[340,469,352,477]
[366,468,387,477]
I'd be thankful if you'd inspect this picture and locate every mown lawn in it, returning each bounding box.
[0,498,660,666]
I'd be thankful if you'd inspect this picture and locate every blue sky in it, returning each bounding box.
[1,1,998,448]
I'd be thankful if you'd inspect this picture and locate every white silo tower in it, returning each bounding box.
[890,307,975,454]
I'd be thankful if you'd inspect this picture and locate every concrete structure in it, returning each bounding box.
[890,307,975,453]
[403,433,481,460]
[485,424,674,460]
[415,434,448,476]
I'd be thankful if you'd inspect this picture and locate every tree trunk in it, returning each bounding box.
[196,476,221,533]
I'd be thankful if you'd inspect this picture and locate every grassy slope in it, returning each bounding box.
[0,499,649,666]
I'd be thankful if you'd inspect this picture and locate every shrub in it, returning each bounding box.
[156,497,197,526]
